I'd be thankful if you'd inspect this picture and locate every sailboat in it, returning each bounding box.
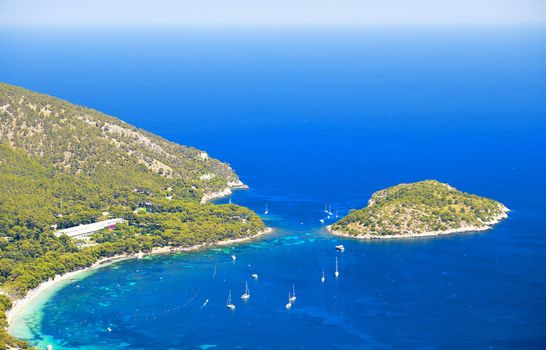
[324,204,329,214]
[285,292,292,309]
[335,257,340,278]
[226,290,236,310]
[251,273,259,279]
[264,203,269,215]
[289,285,296,302]
[328,204,333,216]
[241,281,250,300]
[321,269,326,283]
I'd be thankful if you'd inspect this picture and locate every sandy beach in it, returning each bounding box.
[6,227,273,326]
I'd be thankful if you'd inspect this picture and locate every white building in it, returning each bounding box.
[55,218,124,239]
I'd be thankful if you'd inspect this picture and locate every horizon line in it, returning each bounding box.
[2,22,546,30]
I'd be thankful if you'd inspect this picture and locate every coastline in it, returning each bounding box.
[6,226,272,327]
[327,206,509,240]
[200,181,248,204]
[6,255,133,325]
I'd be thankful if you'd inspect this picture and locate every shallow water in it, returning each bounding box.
[3,26,546,349]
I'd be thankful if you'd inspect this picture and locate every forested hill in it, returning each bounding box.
[0,82,242,201]
[330,180,508,238]
[0,83,265,349]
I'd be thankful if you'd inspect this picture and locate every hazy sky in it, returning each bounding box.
[1,0,545,27]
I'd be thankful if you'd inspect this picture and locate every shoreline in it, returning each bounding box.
[200,181,248,204]
[6,227,272,327]
[327,206,509,240]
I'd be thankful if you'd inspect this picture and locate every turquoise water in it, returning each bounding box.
[2,26,546,349]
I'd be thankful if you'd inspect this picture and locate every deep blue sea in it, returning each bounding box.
[2,26,546,349]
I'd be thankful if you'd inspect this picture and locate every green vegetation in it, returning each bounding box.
[0,83,265,348]
[331,180,507,237]
[0,82,241,201]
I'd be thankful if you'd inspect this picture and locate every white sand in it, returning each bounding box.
[6,227,272,326]
[6,255,132,325]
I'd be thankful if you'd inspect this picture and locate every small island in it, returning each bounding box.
[329,180,508,239]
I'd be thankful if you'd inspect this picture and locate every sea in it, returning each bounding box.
[1,26,546,349]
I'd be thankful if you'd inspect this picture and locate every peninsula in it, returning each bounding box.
[329,180,508,239]
[0,83,268,348]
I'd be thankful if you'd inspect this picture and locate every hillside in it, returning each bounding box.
[330,180,508,238]
[0,83,266,349]
[0,82,243,202]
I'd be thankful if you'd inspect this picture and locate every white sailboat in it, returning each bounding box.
[289,285,296,302]
[264,203,269,215]
[241,281,250,300]
[251,273,259,279]
[226,290,236,310]
[321,269,326,283]
[285,292,292,309]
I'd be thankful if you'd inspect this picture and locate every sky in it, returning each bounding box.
[1,0,545,27]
